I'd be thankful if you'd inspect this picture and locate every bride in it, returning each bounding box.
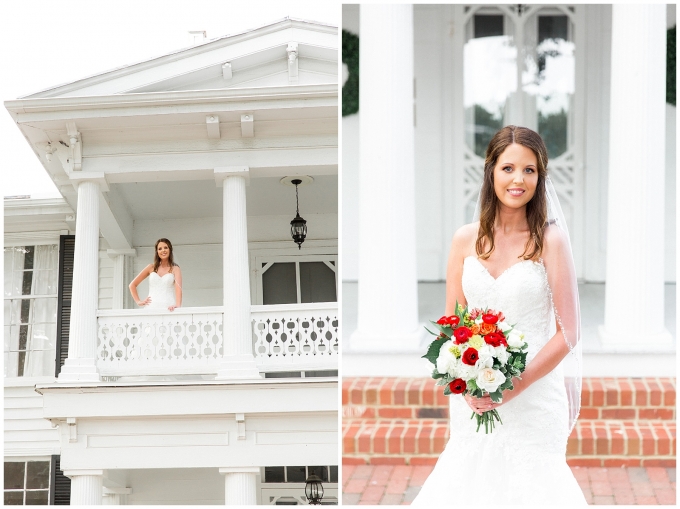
[129,238,182,311]
[413,126,586,505]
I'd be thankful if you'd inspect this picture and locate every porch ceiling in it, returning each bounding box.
[113,174,337,219]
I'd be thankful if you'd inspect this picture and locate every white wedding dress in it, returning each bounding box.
[146,271,176,310]
[412,256,586,506]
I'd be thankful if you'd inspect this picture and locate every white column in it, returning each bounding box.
[350,5,422,352]
[64,470,103,505]
[59,175,107,382]
[214,167,261,379]
[599,5,672,346]
[102,493,120,505]
[220,467,258,506]
[107,249,136,309]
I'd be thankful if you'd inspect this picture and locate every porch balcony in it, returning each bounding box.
[96,302,338,378]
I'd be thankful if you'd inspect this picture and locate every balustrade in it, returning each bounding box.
[95,303,338,377]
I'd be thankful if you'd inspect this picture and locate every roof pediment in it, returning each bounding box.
[23,18,337,99]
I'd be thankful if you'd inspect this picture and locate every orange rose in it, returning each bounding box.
[480,322,496,335]
[470,324,481,335]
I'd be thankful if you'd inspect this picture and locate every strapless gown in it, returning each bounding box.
[146,271,176,310]
[412,256,586,506]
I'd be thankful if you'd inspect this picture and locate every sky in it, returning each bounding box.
[0,0,339,198]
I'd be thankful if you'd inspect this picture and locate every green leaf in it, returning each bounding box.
[489,390,503,403]
[443,385,452,396]
[467,379,479,392]
[422,339,446,365]
[432,369,446,379]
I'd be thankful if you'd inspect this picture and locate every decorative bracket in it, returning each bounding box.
[67,417,77,443]
[287,42,299,84]
[206,115,220,139]
[222,62,233,80]
[66,122,82,171]
[240,114,254,138]
[236,413,246,440]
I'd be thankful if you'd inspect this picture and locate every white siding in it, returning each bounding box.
[98,249,114,310]
[4,382,60,457]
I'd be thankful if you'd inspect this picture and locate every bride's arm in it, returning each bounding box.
[444,224,475,315]
[169,266,183,311]
[129,264,153,306]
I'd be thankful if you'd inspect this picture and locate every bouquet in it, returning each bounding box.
[422,303,529,433]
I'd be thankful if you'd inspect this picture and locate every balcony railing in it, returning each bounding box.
[96,303,338,377]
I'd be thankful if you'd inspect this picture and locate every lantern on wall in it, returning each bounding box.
[305,470,324,505]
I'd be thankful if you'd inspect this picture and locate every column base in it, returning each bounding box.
[598,325,674,349]
[220,467,259,506]
[214,355,262,380]
[58,358,100,383]
[349,325,429,353]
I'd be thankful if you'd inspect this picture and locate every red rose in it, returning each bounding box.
[488,309,505,322]
[453,326,472,344]
[462,347,479,365]
[449,378,467,394]
[437,315,460,327]
[484,332,507,347]
[482,313,499,324]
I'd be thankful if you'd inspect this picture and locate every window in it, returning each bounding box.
[4,460,51,505]
[255,256,337,306]
[4,245,58,377]
[263,465,338,484]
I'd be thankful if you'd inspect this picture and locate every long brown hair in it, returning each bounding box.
[153,238,177,273]
[475,125,548,261]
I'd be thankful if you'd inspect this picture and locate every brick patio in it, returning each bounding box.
[342,464,677,505]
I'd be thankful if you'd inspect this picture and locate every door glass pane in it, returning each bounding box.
[464,13,516,156]
[262,263,297,305]
[309,466,328,482]
[299,263,336,303]
[26,462,50,489]
[264,466,285,483]
[25,491,49,505]
[4,491,23,505]
[523,13,574,158]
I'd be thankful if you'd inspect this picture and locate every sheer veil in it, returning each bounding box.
[472,175,582,433]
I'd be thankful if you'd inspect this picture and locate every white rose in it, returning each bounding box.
[475,344,495,369]
[494,345,509,364]
[476,367,506,393]
[457,361,478,381]
[436,340,457,377]
[497,320,512,333]
[507,330,524,348]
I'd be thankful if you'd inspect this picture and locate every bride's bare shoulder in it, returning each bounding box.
[448,222,479,259]
[542,223,570,260]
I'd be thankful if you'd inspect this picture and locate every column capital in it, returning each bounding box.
[69,172,109,192]
[63,469,104,478]
[219,467,260,474]
[215,166,250,186]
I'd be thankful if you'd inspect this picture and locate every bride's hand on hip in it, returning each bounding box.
[137,297,151,307]
[168,305,178,312]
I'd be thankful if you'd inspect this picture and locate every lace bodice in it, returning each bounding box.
[462,256,556,364]
[147,271,176,310]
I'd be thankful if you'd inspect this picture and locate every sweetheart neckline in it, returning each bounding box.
[464,255,544,282]
[151,271,174,279]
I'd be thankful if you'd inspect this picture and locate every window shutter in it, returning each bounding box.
[50,455,71,505]
[55,235,75,377]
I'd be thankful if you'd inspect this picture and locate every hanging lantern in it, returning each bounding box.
[305,470,324,505]
[290,178,307,249]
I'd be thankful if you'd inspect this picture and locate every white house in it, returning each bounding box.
[342,4,675,374]
[4,18,339,505]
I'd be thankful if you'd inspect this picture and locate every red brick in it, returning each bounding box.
[410,465,435,486]
[403,426,418,454]
[591,380,605,406]
[591,480,613,496]
[647,379,663,406]
[421,384,435,406]
[580,424,594,455]
[379,379,395,405]
[369,456,406,465]
[386,475,409,495]
[610,431,625,455]
[417,426,433,455]
[604,379,620,406]
[601,408,636,419]
[410,457,438,466]
[639,408,675,420]
[357,427,373,453]
[567,436,579,455]
[388,426,405,454]
[603,458,642,467]
[567,458,602,467]
[342,457,367,465]
[407,379,422,406]
[393,380,408,405]
[619,379,634,406]
[588,467,608,482]
[594,425,609,455]
[579,407,599,419]
[344,426,359,454]
[642,458,676,468]
[654,489,676,505]
[625,426,641,456]
[369,465,394,486]
[359,485,385,503]
[633,379,648,406]
[435,387,448,406]
[378,407,413,419]
[432,426,448,453]
[613,489,636,505]
[373,425,390,454]
[344,478,368,493]
[631,481,655,497]
[639,426,656,456]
